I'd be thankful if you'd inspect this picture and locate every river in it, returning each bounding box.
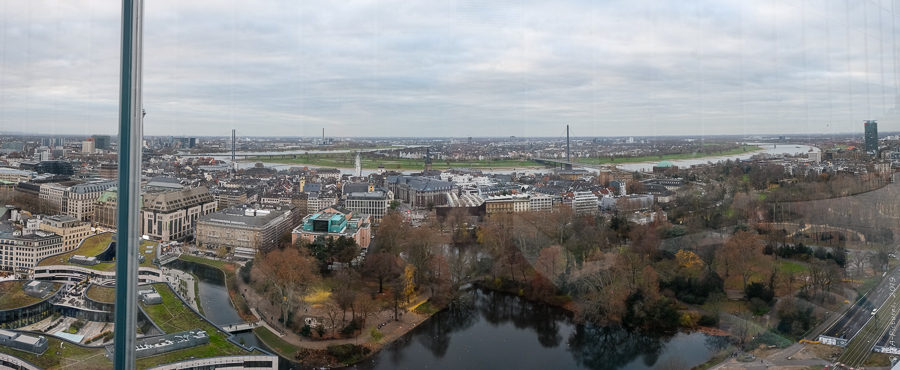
[168,260,727,370]
[166,260,264,351]
[611,143,819,172]
[189,142,818,175]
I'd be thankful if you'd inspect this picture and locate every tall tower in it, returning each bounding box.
[354,152,362,177]
[424,147,433,172]
[864,120,878,154]
[231,129,237,171]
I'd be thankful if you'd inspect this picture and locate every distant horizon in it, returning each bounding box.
[0,131,896,141]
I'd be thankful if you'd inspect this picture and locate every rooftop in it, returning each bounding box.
[136,283,261,367]
[198,207,289,228]
[0,280,60,311]
[85,284,115,304]
[37,232,114,268]
[36,233,158,271]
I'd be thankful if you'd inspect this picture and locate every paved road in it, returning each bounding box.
[833,266,900,368]
[822,260,900,341]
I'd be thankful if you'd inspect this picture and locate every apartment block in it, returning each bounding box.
[141,187,217,242]
[38,215,90,251]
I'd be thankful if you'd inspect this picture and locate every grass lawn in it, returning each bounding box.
[246,154,539,170]
[2,337,108,370]
[85,285,115,303]
[136,283,258,367]
[253,326,299,355]
[38,232,114,267]
[857,276,881,298]
[775,260,808,274]
[139,240,159,268]
[574,145,762,165]
[0,281,59,310]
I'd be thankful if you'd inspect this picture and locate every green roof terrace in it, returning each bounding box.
[0,281,61,311]
[36,233,159,272]
[136,283,263,367]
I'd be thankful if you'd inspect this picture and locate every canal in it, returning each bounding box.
[173,259,727,369]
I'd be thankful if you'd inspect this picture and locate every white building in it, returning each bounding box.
[81,140,95,154]
[39,180,117,221]
[0,230,64,273]
[528,194,555,212]
[344,190,390,223]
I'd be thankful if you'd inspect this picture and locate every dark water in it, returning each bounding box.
[171,260,724,370]
[166,260,263,350]
[346,289,726,370]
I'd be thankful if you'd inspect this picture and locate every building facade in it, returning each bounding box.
[0,231,64,273]
[484,196,531,214]
[98,163,117,179]
[385,176,454,208]
[81,139,95,154]
[344,191,390,223]
[141,187,217,242]
[39,180,116,221]
[19,161,74,176]
[0,168,33,183]
[865,120,879,153]
[38,215,90,252]
[528,194,555,212]
[291,207,371,249]
[91,135,111,150]
[196,205,301,254]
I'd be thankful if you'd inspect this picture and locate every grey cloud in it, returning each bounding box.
[1,0,899,137]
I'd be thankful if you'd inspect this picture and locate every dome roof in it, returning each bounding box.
[657,160,674,167]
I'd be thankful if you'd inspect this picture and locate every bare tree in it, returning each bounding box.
[255,248,320,325]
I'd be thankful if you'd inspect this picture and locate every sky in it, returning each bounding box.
[1,0,900,138]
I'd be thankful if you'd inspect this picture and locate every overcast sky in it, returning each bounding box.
[1,0,899,138]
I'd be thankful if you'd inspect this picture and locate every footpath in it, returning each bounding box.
[234,272,435,352]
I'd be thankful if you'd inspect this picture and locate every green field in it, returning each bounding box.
[246,154,540,170]
[574,145,763,166]
[136,283,260,368]
[0,281,60,310]
[253,326,299,355]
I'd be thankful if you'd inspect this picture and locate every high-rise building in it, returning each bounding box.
[865,120,878,153]
[51,138,66,147]
[81,139,95,154]
[91,135,111,150]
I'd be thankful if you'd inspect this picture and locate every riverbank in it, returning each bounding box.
[242,145,764,171]
[576,144,764,167]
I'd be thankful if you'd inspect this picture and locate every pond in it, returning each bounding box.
[347,288,727,370]
[171,259,727,370]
